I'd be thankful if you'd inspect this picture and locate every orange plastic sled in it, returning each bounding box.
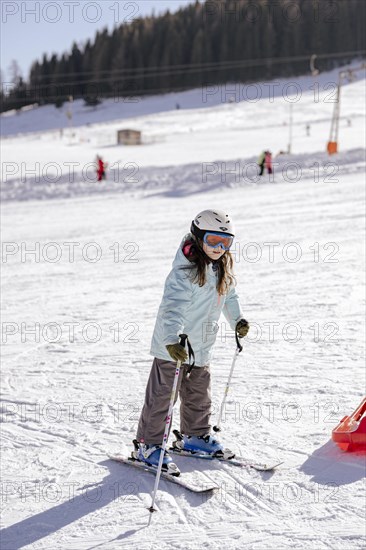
[332,397,366,451]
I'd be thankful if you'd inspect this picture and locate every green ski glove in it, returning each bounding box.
[236,319,250,338]
[166,343,188,363]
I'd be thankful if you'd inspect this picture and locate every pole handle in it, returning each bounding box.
[179,333,188,348]
[235,330,243,352]
[179,333,195,377]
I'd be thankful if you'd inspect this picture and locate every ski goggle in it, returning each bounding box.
[203,232,234,250]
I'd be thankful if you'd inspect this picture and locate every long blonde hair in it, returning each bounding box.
[181,237,236,295]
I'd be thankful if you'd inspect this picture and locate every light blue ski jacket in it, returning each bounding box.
[150,235,243,367]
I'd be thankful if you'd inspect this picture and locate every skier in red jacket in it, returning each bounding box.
[265,151,273,175]
[96,155,106,182]
[258,151,273,176]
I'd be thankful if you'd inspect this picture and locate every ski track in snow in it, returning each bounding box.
[1,67,366,550]
[1,147,365,204]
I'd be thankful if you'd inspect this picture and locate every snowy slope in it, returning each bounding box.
[1,64,365,205]
[1,65,366,550]
[1,62,365,138]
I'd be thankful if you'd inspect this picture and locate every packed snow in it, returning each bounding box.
[1,63,365,549]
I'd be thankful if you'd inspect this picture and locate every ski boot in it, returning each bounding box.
[132,439,180,476]
[172,430,235,459]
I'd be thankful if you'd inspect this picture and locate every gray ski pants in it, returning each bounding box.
[136,358,212,445]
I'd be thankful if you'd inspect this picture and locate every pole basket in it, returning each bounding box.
[327,141,338,155]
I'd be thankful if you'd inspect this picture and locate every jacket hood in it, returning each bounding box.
[171,234,217,279]
[171,234,194,269]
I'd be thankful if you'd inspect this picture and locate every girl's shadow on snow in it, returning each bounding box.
[300,440,366,486]
[0,458,210,550]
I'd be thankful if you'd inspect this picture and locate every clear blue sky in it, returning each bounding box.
[1,1,197,81]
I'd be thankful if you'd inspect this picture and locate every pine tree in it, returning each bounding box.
[1,0,365,111]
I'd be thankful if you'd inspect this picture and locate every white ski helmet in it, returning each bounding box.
[191,209,235,239]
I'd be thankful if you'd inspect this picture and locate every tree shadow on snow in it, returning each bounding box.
[0,458,209,550]
[300,440,366,486]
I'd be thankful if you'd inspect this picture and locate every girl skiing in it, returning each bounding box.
[134,209,249,474]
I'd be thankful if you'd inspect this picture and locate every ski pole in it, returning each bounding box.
[147,334,188,525]
[213,332,243,433]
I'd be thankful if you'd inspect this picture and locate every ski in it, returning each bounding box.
[109,455,219,493]
[169,448,283,471]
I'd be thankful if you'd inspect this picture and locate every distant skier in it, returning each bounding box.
[265,150,273,175]
[133,209,250,475]
[96,155,106,182]
[258,151,265,175]
[258,150,273,176]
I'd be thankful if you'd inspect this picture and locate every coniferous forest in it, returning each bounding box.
[2,0,365,112]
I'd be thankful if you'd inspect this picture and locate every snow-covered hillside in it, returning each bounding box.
[1,64,365,204]
[1,63,365,139]
[1,64,365,549]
